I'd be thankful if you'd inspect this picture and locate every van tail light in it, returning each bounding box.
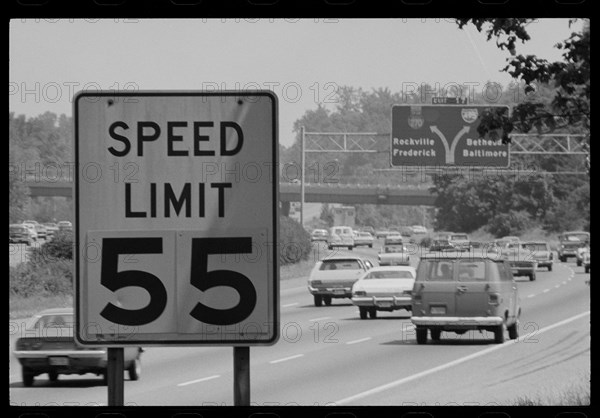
[550,253,554,260]
[488,293,500,306]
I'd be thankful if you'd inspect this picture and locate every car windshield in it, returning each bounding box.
[522,243,548,252]
[457,261,487,281]
[564,233,589,242]
[10,226,24,232]
[28,314,74,330]
[365,270,414,279]
[384,246,404,253]
[320,260,361,270]
[417,260,454,281]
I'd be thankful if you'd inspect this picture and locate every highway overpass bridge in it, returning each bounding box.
[25,181,437,215]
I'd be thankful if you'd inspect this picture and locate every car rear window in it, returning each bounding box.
[451,234,468,240]
[384,245,404,253]
[320,260,361,270]
[365,270,414,279]
[29,314,74,330]
[416,260,454,281]
[10,226,25,233]
[522,243,548,252]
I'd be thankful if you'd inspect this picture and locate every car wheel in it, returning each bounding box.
[577,260,582,267]
[48,370,59,382]
[314,295,323,307]
[128,357,141,381]
[368,244,373,248]
[359,307,368,319]
[494,323,506,344]
[585,266,590,274]
[430,329,441,341]
[368,308,377,319]
[559,256,566,263]
[323,295,332,306]
[548,264,553,272]
[348,246,353,251]
[22,368,34,387]
[508,319,519,340]
[416,327,427,345]
[529,273,536,281]
[328,246,333,250]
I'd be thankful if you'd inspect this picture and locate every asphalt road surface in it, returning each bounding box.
[9,243,590,406]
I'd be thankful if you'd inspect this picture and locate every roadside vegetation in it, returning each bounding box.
[513,375,590,405]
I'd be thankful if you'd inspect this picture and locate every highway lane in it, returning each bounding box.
[9,245,590,406]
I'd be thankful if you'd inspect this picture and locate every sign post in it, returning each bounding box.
[107,348,124,406]
[74,91,279,405]
[233,346,250,406]
[391,104,510,167]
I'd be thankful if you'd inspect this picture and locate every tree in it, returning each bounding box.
[455,19,590,162]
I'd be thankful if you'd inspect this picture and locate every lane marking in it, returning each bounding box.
[270,354,304,364]
[282,303,299,308]
[177,374,221,387]
[543,289,550,293]
[526,294,535,298]
[346,337,372,345]
[335,310,590,405]
[562,281,567,285]
[309,316,331,322]
[555,284,561,289]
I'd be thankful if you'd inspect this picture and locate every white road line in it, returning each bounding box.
[335,310,590,405]
[309,316,331,322]
[269,354,304,364]
[562,281,567,285]
[346,337,372,345]
[282,303,299,308]
[177,375,221,387]
[526,294,535,298]
[543,289,550,293]
[555,284,561,289]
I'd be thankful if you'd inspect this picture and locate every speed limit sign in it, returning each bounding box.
[74,91,279,346]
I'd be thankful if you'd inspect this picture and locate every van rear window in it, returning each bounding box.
[457,261,486,281]
[416,260,454,281]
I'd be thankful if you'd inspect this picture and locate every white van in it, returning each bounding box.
[327,226,355,250]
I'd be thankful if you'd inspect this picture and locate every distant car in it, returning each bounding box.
[360,226,375,236]
[411,254,521,344]
[351,266,417,319]
[558,231,589,263]
[9,224,35,246]
[57,221,73,232]
[23,221,46,239]
[43,222,59,238]
[583,249,590,274]
[353,231,374,248]
[384,235,404,246]
[21,223,39,242]
[521,241,554,271]
[429,239,455,252]
[311,229,328,242]
[307,256,374,306]
[576,245,590,267]
[378,244,410,266]
[327,226,355,250]
[13,308,143,387]
[448,233,471,252]
[503,242,539,281]
[375,229,392,239]
[501,236,521,243]
[411,225,428,235]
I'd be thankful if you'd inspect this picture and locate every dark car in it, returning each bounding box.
[429,239,455,252]
[558,231,590,263]
[411,254,521,344]
[9,224,35,246]
[13,308,142,386]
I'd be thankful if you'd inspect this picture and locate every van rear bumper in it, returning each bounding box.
[411,316,503,327]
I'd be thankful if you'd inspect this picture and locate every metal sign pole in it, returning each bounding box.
[107,347,124,406]
[300,126,305,227]
[233,346,250,406]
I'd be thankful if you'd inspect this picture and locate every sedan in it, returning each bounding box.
[9,224,35,246]
[353,231,374,248]
[13,308,142,386]
[351,266,417,319]
[311,229,328,242]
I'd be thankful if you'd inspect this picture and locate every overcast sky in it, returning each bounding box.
[9,18,579,147]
